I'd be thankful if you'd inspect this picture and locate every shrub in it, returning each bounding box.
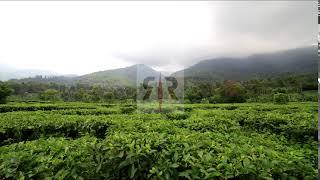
[303,93,318,102]
[40,89,61,102]
[289,93,303,102]
[165,111,190,120]
[273,93,289,104]
[184,99,191,104]
[200,98,209,104]
[272,88,288,94]
[120,106,136,114]
[208,95,223,104]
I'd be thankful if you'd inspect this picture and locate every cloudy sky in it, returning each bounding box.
[0,1,316,75]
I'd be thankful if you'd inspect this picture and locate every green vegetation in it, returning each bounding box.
[0,102,317,179]
[0,47,317,179]
[2,73,317,105]
[273,93,289,104]
[173,46,317,81]
[40,89,61,102]
[0,82,13,104]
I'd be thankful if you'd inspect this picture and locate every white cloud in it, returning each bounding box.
[0,1,316,75]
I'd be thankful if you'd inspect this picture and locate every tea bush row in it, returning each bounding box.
[0,131,316,179]
[0,113,112,146]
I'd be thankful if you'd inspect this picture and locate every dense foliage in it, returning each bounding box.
[184,73,317,103]
[0,82,13,104]
[4,73,317,104]
[273,93,289,104]
[0,102,317,179]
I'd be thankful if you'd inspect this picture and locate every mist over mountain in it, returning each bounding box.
[5,46,317,86]
[0,63,58,81]
[76,64,159,86]
[173,46,317,81]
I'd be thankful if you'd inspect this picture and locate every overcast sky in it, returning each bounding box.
[0,1,316,75]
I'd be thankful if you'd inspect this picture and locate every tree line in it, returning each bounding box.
[184,73,317,104]
[0,73,317,104]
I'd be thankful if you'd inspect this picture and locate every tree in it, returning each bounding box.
[90,86,104,102]
[185,86,202,103]
[103,91,114,102]
[0,82,13,104]
[214,80,246,103]
[74,88,90,102]
[40,89,60,102]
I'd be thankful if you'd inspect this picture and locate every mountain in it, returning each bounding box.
[173,46,317,81]
[0,63,58,81]
[7,64,160,86]
[9,75,77,84]
[76,64,159,86]
[5,46,317,85]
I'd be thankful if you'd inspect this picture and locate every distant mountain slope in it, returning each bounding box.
[76,64,159,86]
[173,46,317,81]
[7,64,160,86]
[9,75,77,84]
[6,46,316,85]
[0,63,58,81]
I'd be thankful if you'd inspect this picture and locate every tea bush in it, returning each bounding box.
[0,102,317,179]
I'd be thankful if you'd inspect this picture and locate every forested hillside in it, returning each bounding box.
[77,64,158,86]
[8,46,317,86]
[1,46,317,104]
[173,46,317,81]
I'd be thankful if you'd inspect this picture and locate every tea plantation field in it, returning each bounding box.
[0,102,317,179]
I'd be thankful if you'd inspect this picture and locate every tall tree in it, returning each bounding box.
[0,82,13,104]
